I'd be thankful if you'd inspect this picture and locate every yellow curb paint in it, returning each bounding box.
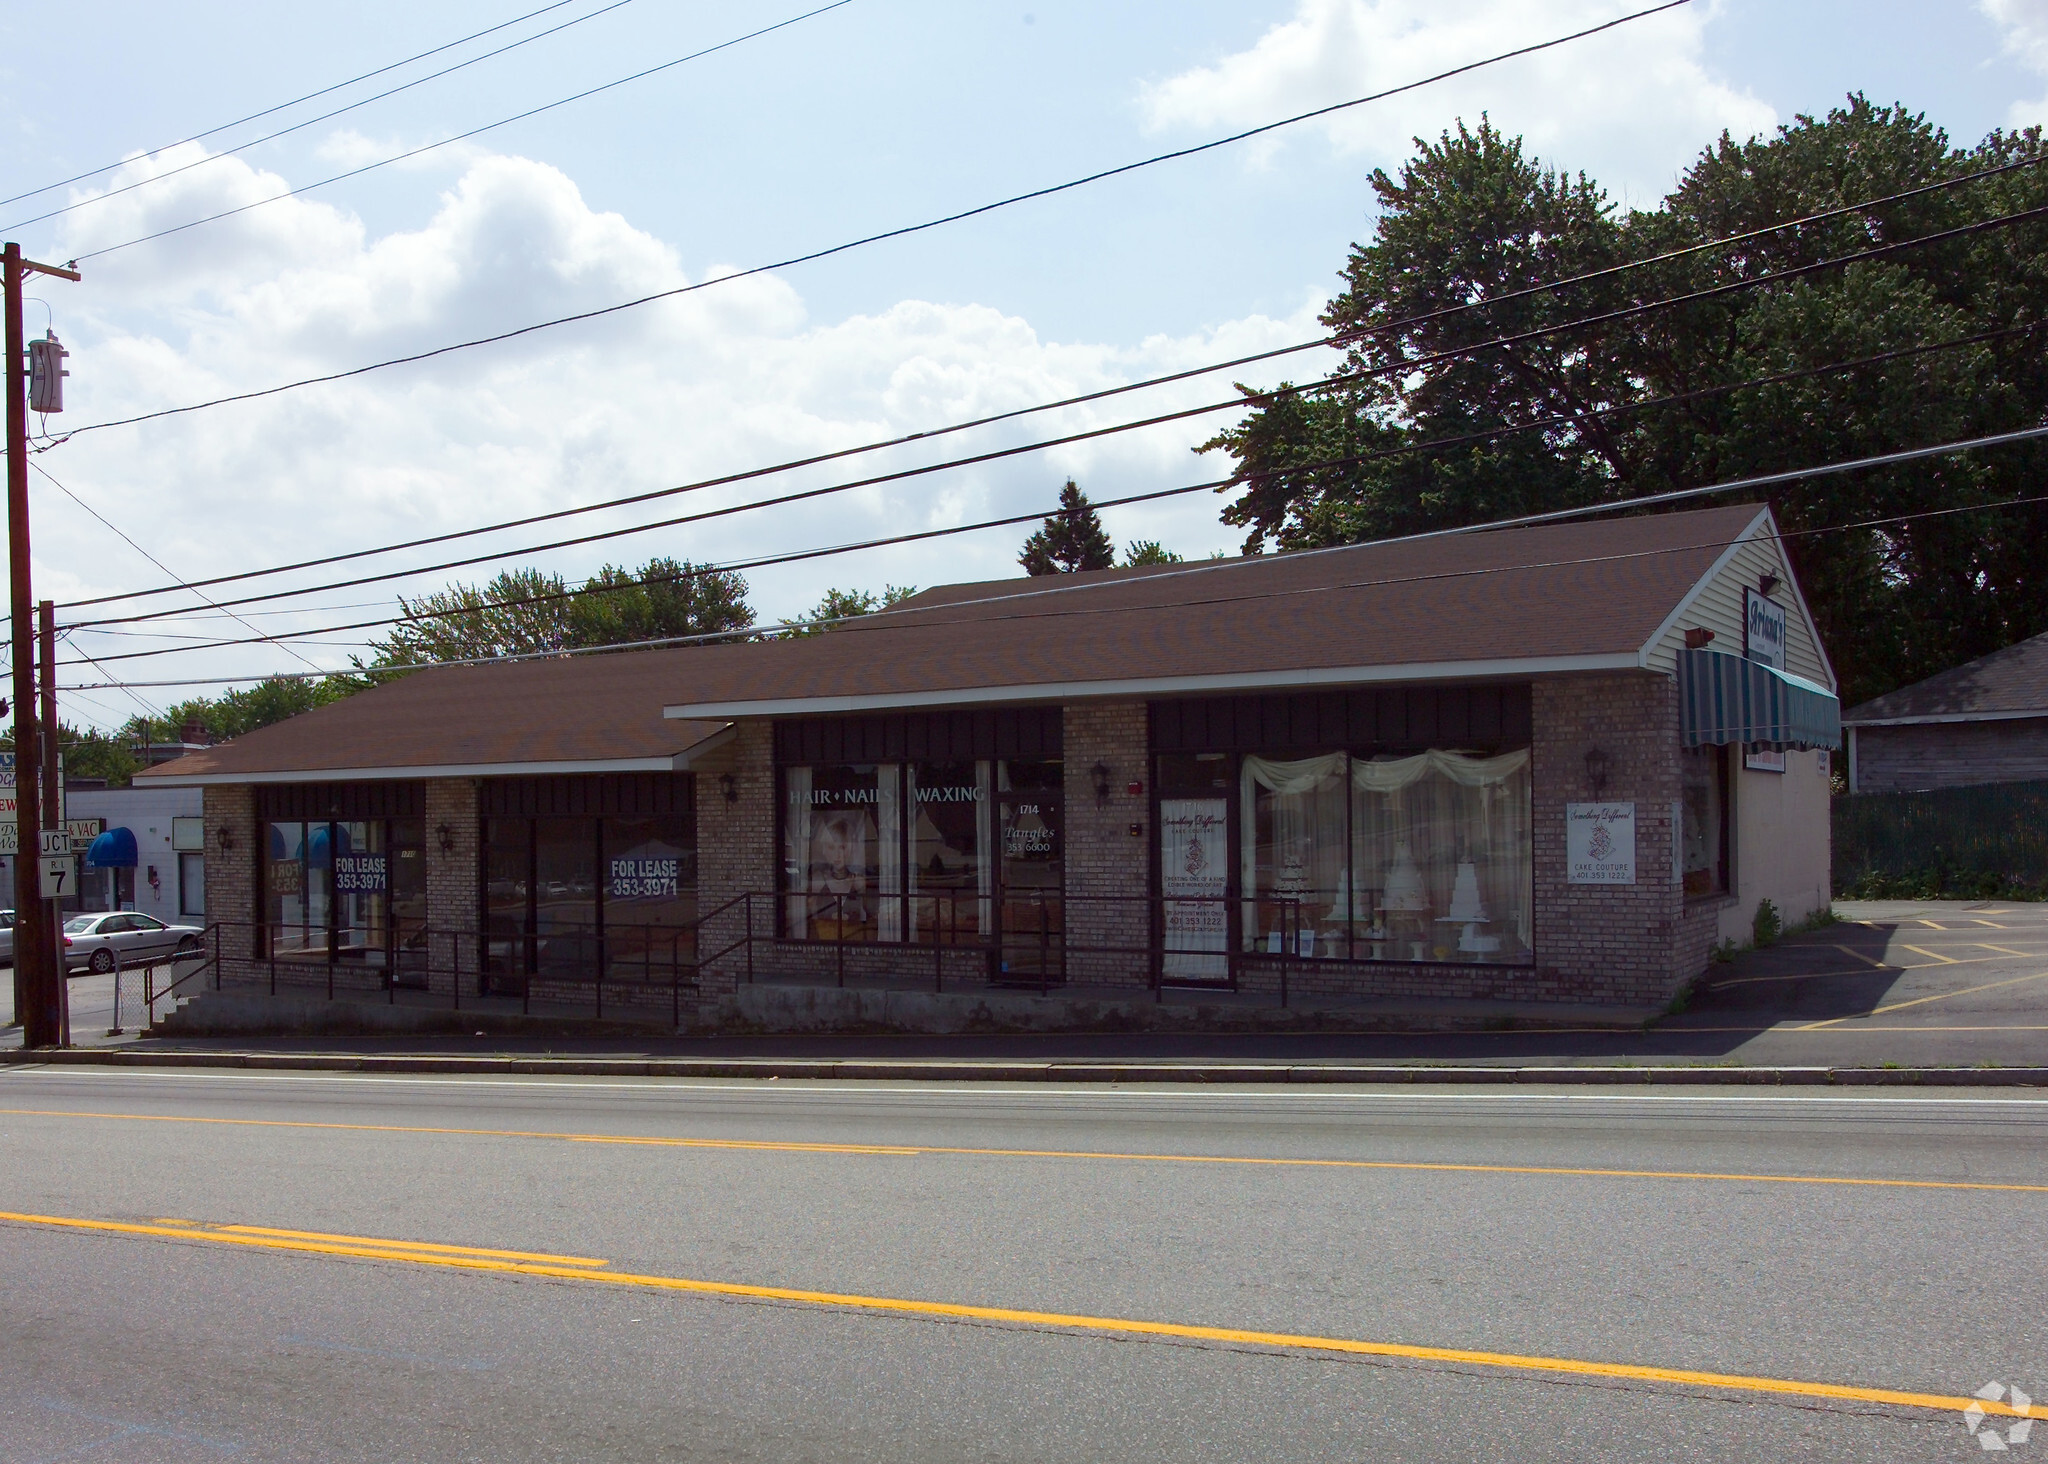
[0,1207,2028,1421]
[3,1108,2045,1194]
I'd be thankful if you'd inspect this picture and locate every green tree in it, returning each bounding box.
[367,558,756,668]
[785,584,920,635]
[1201,102,2048,706]
[1019,480,1115,575]
[1121,539,1183,566]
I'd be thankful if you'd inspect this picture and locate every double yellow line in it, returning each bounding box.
[0,1207,2027,1423]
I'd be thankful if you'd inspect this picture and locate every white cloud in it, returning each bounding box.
[37,145,1317,719]
[1139,0,1775,205]
[1981,0,2048,125]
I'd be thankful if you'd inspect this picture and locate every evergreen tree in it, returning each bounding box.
[1019,480,1115,575]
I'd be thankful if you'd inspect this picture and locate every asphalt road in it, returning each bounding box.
[2,1066,2044,1461]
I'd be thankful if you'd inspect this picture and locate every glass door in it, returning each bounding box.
[996,759,1062,983]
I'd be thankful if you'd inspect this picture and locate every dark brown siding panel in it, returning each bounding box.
[479,773,692,817]
[256,782,425,820]
[775,707,1062,765]
[1150,685,1533,755]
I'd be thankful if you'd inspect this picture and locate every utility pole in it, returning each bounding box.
[5,241,80,1048]
[39,599,66,1046]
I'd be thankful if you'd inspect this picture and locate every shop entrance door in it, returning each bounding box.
[996,759,1063,984]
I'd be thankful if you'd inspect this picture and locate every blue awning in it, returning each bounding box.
[1678,648,1842,751]
[85,826,139,869]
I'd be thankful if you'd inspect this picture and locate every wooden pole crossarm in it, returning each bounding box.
[21,257,81,283]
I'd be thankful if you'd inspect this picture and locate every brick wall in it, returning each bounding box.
[1531,672,1690,1007]
[423,779,480,998]
[696,720,775,998]
[1062,701,1151,986]
[201,783,261,985]
[1852,718,2048,793]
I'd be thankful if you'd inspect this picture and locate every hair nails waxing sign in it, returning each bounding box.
[1566,802,1636,885]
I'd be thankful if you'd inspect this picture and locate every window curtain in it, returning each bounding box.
[877,765,902,942]
[1240,754,1349,955]
[975,759,994,937]
[783,766,813,938]
[1351,749,1531,958]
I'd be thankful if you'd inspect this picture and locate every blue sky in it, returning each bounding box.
[1,0,2041,725]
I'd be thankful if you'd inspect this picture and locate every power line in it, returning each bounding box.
[4,0,645,233]
[29,460,326,673]
[0,0,593,209]
[55,322,2038,666]
[56,0,1693,438]
[57,422,2048,691]
[55,0,851,260]
[60,200,2048,627]
[54,153,2048,619]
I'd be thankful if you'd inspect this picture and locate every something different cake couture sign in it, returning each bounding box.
[1566,802,1636,885]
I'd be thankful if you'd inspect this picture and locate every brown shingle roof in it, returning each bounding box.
[139,503,1770,781]
[1843,630,2048,725]
[137,649,731,783]
[662,503,1770,715]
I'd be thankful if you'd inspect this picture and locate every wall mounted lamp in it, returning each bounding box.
[1584,746,1611,799]
[1091,763,1112,808]
[719,772,739,804]
[436,823,456,855]
[1758,571,1781,596]
[1683,626,1715,650]
[216,825,235,854]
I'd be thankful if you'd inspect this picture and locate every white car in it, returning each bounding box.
[62,912,205,974]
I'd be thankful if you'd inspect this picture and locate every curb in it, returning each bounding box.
[2,1048,2045,1085]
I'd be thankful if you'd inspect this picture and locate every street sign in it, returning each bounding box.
[38,855,71,898]
[39,829,72,857]
[0,824,14,855]
[66,818,103,845]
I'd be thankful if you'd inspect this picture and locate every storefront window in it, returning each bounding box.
[483,807,697,989]
[1229,749,1531,966]
[535,818,599,980]
[909,761,990,945]
[484,819,532,991]
[782,764,898,941]
[1242,756,1349,960]
[264,816,429,970]
[779,759,1062,953]
[1350,751,1532,964]
[1681,746,1729,898]
[265,821,328,959]
[605,814,696,977]
[331,821,388,966]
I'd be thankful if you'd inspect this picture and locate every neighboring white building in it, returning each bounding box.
[0,785,206,921]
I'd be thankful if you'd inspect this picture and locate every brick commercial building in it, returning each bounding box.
[139,503,1841,1018]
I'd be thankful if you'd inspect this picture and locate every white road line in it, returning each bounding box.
[4,1067,2047,1105]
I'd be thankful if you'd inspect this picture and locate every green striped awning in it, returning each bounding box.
[1677,648,1842,751]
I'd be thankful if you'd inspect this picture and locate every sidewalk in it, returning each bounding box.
[6,900,2046,1075]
